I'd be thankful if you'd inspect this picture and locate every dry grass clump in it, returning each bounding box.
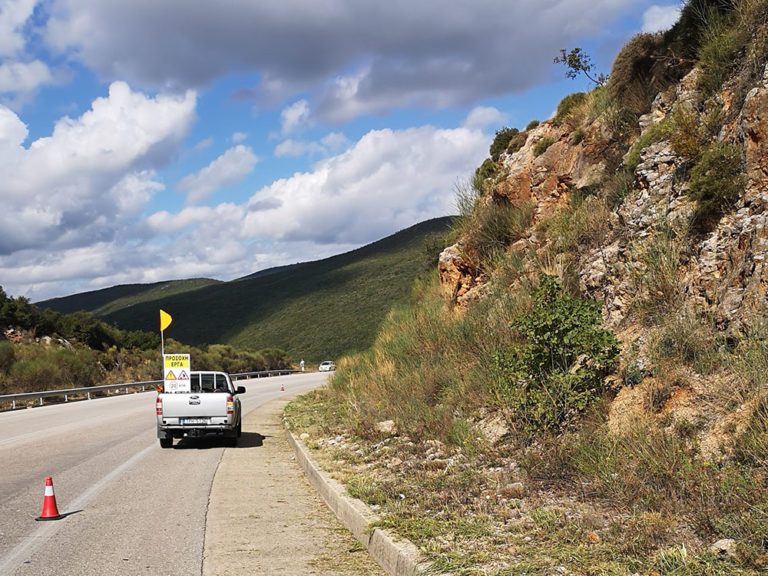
[452,178,535,274]
[609,32,678,116]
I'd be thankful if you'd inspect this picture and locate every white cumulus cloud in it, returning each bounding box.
[642,4,681,33]
[280,99,311,135]
[0,81,196,255]
[245,120,489,245]
[177,145,258,205]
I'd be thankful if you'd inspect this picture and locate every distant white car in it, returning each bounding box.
[318,361,336,372]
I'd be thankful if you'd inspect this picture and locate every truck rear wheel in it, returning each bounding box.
[159,437,173,449]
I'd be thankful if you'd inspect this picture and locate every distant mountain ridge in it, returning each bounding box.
[39,217,453,361]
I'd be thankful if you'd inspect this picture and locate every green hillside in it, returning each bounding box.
[41,277,223,316]
[40,218,453,362]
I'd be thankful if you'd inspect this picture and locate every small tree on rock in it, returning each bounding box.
[554,47,607,87]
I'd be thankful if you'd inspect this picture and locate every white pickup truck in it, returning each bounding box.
[155,371,246,448]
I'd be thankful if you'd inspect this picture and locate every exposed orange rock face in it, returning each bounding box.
[437,244,486,305]
[439,120,607,305]
[496,123,606,221]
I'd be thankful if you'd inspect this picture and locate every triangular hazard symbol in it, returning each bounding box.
[178,370,188,379]
[165,370,177,380]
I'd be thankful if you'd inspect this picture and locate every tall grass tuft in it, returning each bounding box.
[630,221,687,323]
[452,178,535,273]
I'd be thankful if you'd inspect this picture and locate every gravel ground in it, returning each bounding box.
[203,395,387,576]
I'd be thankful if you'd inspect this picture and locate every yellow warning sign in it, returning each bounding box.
[163,354,191,393]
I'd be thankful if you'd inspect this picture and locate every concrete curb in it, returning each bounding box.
[285,427,429,576]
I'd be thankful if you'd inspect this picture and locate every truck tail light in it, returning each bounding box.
[156,396,163,415]
[227,395,233,415]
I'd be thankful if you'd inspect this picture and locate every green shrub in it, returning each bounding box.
[506,131,529,156]
[490,127,519,161]
[526,120,540,130]
[533,137,556,157]
[492,275,619,436]
[668,104,705,160]
[624,119,672,173]
[475,158,498,181]
[569,127,585,144]
[688,141,745,227]
[554,92,587,126]
[8,348,101,391]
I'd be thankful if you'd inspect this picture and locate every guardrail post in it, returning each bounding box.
[64,394,68,402]
[39,397,43,406]
[87,391,91,400]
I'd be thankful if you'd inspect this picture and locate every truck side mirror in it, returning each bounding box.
[236,386,246,395]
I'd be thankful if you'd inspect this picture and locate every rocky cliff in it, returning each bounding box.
[439,24,768,452]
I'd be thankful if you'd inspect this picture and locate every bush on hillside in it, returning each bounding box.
[553,92,587,127]
[492,275,619,436]
[506,131,529,156]
[609,33,670,116]
[688,141,745,227]
[533,137,555,157]
[7,348,102,393]
[0,340,14,374]
[697,7,742,95]
[490,127,519,161]
[475,158,498,181]
[662,0,734,61]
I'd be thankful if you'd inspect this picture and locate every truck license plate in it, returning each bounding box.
[182,418,208,424]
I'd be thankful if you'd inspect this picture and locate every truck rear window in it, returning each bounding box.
[189,373,230,393]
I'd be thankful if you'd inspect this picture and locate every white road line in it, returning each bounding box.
[0,442,157,575]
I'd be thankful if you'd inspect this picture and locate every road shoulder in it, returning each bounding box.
[203,394,386,576]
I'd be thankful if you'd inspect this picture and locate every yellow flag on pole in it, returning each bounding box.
[160,309,172,332]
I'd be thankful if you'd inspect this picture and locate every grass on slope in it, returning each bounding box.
[44,218,453,363]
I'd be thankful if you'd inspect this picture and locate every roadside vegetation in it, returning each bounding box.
[286,1,768,573]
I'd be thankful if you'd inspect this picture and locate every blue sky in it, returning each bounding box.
[0,0,682,301]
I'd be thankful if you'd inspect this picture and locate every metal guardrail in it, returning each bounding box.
[0,380,162,410]
[0,369,302,411]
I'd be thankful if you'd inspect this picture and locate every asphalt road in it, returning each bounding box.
[0,372,328,576]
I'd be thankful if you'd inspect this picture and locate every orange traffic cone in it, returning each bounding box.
[36,476,62,521]
[280,383,285,391]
